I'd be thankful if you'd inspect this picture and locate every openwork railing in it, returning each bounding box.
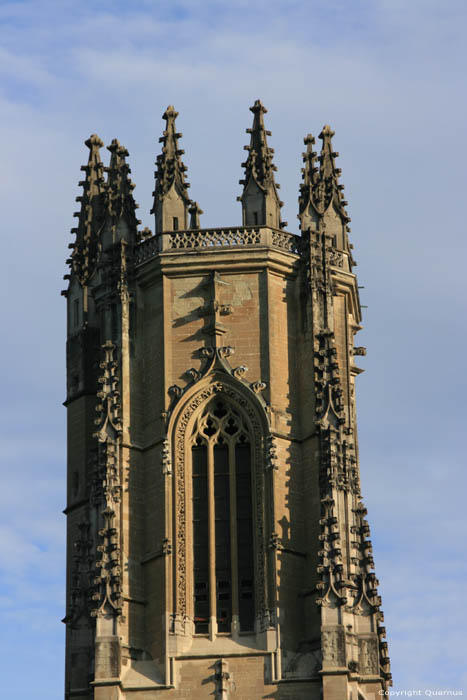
[135,235,159,264]
[135,226,300,265]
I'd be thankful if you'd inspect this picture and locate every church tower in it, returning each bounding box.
[62,103,391,699]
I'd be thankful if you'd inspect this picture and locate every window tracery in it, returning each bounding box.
[190,399,255,635]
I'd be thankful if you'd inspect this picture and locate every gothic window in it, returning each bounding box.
[191,398,255,635]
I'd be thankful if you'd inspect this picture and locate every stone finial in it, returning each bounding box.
[151,105,199,234]
[105,138,141,241]
[188,201,203,229]
[238,99,284,229]
[70,134,106,286]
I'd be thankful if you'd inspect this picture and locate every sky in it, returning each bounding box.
[1,0,466,697]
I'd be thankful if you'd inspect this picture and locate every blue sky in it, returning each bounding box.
[1,0,466,697]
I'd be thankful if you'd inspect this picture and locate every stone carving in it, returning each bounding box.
[298,126,351,222]
[169,227,261,249]
[233,364,248,379]
[200,346,216,359]
[161,438,172,476]
[304,171,391,684]
[322,628,346,667]
[94,341,122,504]
[271,229,300,253]
[238,100,285,229]
[70,134,106,287]
[283,648,321,679]
[106,139,141,242]
[91,341,123,618]
[185,367,202,383]
[134,234,159,264]
[251,381,267,394]
[91,506,122,617]
[329,250,344,268]
[218,345,234,359]
[151,105,195,235]
[359,637,379,675]
[133,226,302,263]
[165,345,268,425]
[189,201,203,229]
[265,434,278,472]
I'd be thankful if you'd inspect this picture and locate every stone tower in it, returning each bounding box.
[62,102,391,700]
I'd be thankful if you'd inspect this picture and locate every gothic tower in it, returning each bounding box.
[63,102,391,699]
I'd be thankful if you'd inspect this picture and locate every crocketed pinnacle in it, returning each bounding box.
[106,139,141,239]
[71,134,106,285]
[151,105,191,215]
[299,125,350,223]
[239,100,283,228]
[240,99,281,195]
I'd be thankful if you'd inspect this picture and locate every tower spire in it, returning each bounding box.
[70,134,106,288]
[238,99,284,229]
[151,105,197,234]
[298,125,350,248]
[105,138,141,244]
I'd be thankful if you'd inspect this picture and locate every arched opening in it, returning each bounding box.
[191,397,255,635]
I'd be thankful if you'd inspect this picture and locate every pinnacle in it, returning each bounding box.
[151,104,192,216]
[239,100,283,227]
[189,201,203,229]
[78,134,105,195]
[298,124,350,223]
[241,99,281,192]
[105,139,140,234]
[70,134,107,284]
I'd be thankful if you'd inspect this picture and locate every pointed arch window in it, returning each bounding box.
[191,398,255,635]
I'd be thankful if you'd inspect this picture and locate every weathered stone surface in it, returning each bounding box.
[63,103,391,699]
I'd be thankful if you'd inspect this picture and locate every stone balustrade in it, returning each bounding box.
[135,226,301,265]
